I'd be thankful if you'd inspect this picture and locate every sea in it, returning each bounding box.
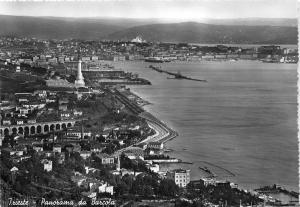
[111,60,298,192]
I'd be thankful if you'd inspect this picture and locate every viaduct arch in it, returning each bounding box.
[0,120,76,137]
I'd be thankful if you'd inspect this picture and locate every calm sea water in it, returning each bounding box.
[112,60,298,192]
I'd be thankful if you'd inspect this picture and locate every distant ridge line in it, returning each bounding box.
[0,15,297,44]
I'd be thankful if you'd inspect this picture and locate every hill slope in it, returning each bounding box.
[0,15,297,44]
[0,15,126,39]
[107,22,297,44]
[202,18,297,27]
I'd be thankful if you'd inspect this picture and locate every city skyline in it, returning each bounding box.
[0,0,297,20]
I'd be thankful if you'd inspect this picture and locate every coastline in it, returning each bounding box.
[113,91,178,156]
[113,62,298,194]
[111,87,179,145]
[108,88,178,154]
[138,112,178,144]
[117,63,298,203]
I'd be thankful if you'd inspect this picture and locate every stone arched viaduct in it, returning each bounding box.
[0,120,76,137]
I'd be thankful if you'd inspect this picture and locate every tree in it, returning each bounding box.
[116,182,129,196]
[122,174,134,190]
[75,165,85,174]
[14,181,23,193]
[158,179,179,197]
[71,186,83,201]
[103,143,115,155]
[97,135,106,143]
[143,185,154,197]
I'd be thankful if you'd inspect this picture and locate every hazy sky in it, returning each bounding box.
[0,0,297,20]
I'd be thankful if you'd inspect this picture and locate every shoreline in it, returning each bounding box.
[138,112,178,144]
[114,73,298,200]
[138,107,299,201]
[111,87,178,145]
[112,90,178,156]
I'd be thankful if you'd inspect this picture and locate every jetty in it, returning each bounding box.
[149,65,207,82]
[255,185,299,199]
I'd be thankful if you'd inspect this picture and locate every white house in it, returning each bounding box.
[96,153,115,165]
[16,119,24,125]
[84,166,99,175]
[200,177,216,186]
[147,141,164,150]
[41,159,52,172]
[98,182,114,195]
[33,145,43,152]
[148,164,159,173]
[53,145,62,153]
[2,118,11,125]
[80,151,92,159]
[166,169,190,188]
[81,191,97,199]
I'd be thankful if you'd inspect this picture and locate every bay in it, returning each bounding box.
[112,60,298,192]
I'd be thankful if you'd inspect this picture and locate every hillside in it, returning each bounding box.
[0,15,297,44]
[0,15,126,39]
[107,22,297,44]
[201,18,297,27]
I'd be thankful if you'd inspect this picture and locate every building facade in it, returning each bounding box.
[166,169,190,187]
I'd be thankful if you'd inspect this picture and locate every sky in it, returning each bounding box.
[0,0,297,20]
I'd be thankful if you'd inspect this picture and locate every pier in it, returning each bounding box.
[149,65,207,82]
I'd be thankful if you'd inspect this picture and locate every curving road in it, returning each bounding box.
[111,90,178,156]
[139,112,178,144]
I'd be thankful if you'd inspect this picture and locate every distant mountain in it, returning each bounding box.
[107,22,297,44]
[0,15,167,39]
[0,15,130,40]
[0,15,297,44]
[201,18,297,27]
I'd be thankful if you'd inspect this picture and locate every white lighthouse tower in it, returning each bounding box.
[75,59,85,88]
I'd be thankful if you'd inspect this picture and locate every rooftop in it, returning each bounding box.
[172,168,190,173]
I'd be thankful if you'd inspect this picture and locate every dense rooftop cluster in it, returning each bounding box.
[0,36,298,69]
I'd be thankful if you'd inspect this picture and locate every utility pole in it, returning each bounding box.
[81,120,84,140]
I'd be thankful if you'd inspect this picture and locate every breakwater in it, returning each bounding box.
[149,65,207,82]
[199,161,236,177]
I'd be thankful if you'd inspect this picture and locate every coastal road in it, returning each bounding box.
[139,112,178,144]
[114,113,178,156]
[106,88,177,144]
[138,121,168,143]
[111,89,178,156]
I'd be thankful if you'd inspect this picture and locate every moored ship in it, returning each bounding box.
[145,57,164,63]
